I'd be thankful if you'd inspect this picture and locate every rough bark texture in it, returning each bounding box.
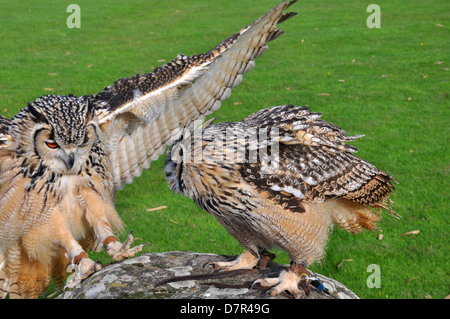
[58,251,358,299]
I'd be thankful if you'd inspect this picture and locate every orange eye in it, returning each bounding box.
[46,141,59,149]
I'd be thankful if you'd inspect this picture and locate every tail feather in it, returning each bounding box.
[344,172,399,219]
[330,198,381,234]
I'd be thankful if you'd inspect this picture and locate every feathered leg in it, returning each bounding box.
[35,209,101,291]
[82,189,147,261]
[51,249,70,292]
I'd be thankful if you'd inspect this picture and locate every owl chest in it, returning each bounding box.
[57,176,90,222]
[56,174,111,237]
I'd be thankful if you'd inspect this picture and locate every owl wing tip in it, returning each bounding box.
[93,2,298,189]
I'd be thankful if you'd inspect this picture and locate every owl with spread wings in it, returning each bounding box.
[0,1,297,298]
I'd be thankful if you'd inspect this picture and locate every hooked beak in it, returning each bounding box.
[64,151,75,170]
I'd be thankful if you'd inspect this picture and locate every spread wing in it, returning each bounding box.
[237,105,397,214]
[92,1,297,190]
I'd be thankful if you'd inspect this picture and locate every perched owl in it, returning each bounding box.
[165,104,398,298]
[0,1,297,298]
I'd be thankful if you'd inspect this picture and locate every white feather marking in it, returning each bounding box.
[271,185,305,199]
[133,89,142,99]
[311,157,322,166]
[293,124,308,130]
[280,136,294,142]
[0,256,5,272]
[304,176,318,186]
[98,63,211,125]
[284,186,305,199]
[346,180,361,191]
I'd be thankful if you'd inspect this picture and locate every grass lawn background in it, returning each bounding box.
[0,0,448,299]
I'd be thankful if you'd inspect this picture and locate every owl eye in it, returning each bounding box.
[45,141,60,149]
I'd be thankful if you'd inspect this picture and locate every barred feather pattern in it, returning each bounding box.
[0,2,297,298]
[94,0,298,190]
[166,104,397,265]
[0,97,124,298]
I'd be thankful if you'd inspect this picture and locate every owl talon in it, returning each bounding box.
[252,264,311,299]
[105,231,147,261]
[64,258,102,290]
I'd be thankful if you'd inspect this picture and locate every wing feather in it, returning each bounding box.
[0,115,13,152]
[236,105,397,213]
[94,1,297,189]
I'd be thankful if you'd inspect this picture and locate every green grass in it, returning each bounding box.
[0,0,448,299]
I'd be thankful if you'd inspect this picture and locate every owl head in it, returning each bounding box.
[165,117,217,195]
[11,95,99,175]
